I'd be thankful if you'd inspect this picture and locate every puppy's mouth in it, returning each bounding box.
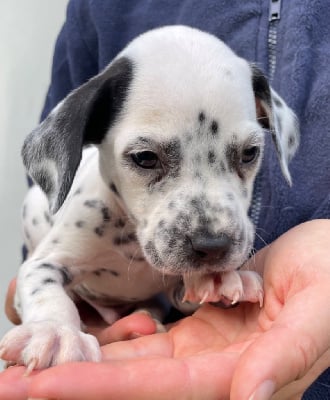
[142,238,249,276]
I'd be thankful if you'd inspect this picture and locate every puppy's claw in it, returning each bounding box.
[231,291,241,305]
[258,290,264,308]
[199,292,209,305]
[24,357,38,376]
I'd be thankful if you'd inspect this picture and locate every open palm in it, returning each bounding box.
[0,220,329,400]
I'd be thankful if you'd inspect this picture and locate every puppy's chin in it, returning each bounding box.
[142,251,248,276]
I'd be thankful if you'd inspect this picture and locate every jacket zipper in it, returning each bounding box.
[249,0,282,231]
[268,0,281,80]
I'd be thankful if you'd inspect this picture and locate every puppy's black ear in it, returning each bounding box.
[22,57,133,213]
[251,65,299,185]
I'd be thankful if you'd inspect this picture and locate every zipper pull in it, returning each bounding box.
[269,0,281,21]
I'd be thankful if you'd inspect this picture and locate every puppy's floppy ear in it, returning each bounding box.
[22,57,133,213]
[251,65,299,185]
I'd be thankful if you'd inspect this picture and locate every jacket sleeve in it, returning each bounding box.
[40,0,99,121]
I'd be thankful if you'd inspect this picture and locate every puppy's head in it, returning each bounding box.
[23,26,299,274]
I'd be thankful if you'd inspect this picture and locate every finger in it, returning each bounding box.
[94,312,158,345]
[231,283,330,400]
[101,330,172,360]
[0,366,29,400]
[272,349,330,400]
[29,353,239,400]
[5,279,20,325]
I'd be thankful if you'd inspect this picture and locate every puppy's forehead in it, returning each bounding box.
[117,26,257,133]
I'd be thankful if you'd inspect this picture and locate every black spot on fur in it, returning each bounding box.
[144,241,160,264]
[198,112,206,123]
[73,187,82,196]
[31,288,41,296]
[110,270,120,277]
[37,263,56,271]
[168,238,177,248]
[225,143,240,176]
[32,218,39,226]
[113,232,136,245]
[114,218,126,228]
[210,120,219,135]
[273,97,282,107]
[101,207,111,222]
[208,150,216,164]
[110,182,120,196]
[288,135,295,148]
[43,278,56,285]
[24,228,31,240]
[84,199,99,208]
[37,263,73,286]
[59,266,73,286]
[95,226,105,237]
[75,220,86,228]
[44,211,52,225]
[163,138,182,178]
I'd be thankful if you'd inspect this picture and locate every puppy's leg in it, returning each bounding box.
[0,257,100,371]
[22,185,53,256]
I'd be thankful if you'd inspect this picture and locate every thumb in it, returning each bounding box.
[230,283,330,400]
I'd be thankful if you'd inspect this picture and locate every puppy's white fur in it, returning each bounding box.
[0,26,298,370]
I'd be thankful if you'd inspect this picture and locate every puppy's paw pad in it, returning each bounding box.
[0,321,101,369]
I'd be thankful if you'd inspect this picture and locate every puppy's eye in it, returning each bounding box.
[131,151,159,169]
[241,146,259,164]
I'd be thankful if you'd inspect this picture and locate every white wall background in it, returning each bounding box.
[0,0,68,354]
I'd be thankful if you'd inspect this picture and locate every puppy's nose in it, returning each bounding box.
[190,233,231,263]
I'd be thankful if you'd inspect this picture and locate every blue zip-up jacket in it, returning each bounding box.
[40,0,330,397]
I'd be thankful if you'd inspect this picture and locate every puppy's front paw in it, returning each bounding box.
[0,321,101,373]
[183,270,264,307]
[219,270,264,306]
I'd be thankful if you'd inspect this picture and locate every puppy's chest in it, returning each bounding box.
[74,253,171,307]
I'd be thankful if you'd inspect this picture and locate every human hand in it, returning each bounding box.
[1,220,330,399]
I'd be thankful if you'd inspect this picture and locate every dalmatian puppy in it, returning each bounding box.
[0,25,298,372]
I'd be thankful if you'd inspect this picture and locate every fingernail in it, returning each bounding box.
[248,380,275,400]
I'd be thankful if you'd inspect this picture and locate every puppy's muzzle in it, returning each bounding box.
[188,232,231,265]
